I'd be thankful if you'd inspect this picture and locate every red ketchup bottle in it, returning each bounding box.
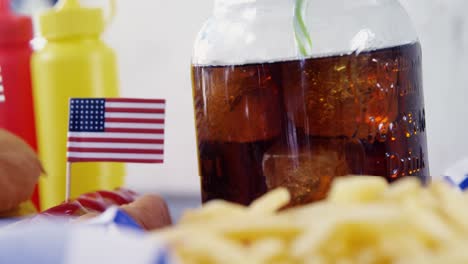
[0,0,40,209]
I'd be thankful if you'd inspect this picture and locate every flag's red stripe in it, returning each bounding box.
[68,148,164,154]
[68,137,164,144]
[105,108,165,114]
[105,118,165,124]
[68,158,164,163]
[105,128,165,134]
[106,98,166,104]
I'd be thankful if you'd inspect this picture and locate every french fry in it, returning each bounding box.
[152,176,468,264]
[328,176,388,203]
[247,239,287,263]
[248,188,291,214]
[175,233,248,264]
[179,200,247,225]
[382,177,422,202]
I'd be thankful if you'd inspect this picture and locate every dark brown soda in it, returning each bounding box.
[192,43,429,206]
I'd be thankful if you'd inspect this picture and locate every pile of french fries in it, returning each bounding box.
[153,176,468,264]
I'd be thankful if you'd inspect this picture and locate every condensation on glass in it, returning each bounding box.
[192,0,429,206]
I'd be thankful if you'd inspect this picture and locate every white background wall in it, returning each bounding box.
[103,0,213,194]
[62,0,468,194]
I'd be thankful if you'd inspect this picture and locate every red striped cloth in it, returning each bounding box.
[67,98,166,163]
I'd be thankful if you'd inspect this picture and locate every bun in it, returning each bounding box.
[121,195,172,230]
[0,130,43,212]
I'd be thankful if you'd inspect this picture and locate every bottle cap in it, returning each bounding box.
[0,0,33,45]
[39,0,113,40]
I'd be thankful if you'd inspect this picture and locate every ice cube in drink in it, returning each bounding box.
[262,139,352,205]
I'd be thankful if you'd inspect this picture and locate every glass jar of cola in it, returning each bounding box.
[192,0,430,206]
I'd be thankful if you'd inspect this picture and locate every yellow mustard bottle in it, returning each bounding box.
[32,0,124,209]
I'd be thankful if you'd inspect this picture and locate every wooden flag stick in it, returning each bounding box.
[65,162,72,201]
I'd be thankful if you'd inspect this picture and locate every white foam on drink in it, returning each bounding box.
[192,41,420,67]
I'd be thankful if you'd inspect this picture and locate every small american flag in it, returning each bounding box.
[67,98,165,163]
[0,67,5,103]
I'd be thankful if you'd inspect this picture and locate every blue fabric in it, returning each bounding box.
[0,208,172,264]
[85,207,144,232]
[459,176,468,191]
[113,209,144,231]
[443,176,457,187]
[153,250,171,264]
[0,224,68,264]
[0,222,173,264]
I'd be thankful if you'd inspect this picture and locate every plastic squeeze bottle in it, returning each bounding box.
[0,0,40,209]
[32,0,124,209]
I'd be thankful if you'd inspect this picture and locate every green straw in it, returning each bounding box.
[294,0,313,57]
